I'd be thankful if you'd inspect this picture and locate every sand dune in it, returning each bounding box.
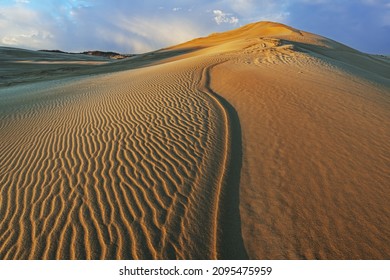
[0,21,389,259]
[0,59,235,259]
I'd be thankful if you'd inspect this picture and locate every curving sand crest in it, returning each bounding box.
[0,21,389,259]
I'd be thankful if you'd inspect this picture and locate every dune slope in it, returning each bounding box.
[184,22,390,259]
[0,21,389,259]
[0,56,245,259]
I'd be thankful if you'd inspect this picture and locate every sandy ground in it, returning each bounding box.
[0,22,389,259]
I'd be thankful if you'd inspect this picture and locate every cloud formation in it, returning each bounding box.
[213,10,239,25]
[0,0,388,54]
[0,4,55,49]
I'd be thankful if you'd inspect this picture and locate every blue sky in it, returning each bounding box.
[0,0,389,54]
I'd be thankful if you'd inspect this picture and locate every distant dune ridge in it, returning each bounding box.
[0,21,389,259]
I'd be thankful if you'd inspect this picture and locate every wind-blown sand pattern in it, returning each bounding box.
[0,58,236,259]
[1,22,389,259]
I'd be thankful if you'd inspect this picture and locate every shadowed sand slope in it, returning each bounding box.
[0,21,389,259]
[0,47,111,87]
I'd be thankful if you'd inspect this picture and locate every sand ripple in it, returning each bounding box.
[0,59,233,259]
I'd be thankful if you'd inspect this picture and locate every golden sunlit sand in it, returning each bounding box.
[0,21,389,259]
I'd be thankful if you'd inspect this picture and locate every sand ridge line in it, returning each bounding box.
[198,60,247,259]
[199,62,229,259]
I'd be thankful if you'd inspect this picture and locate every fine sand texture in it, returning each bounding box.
[0,21,389,259]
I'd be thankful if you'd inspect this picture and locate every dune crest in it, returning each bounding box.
[0,21,389,259]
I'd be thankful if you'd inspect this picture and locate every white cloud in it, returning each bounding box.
[0,5,56,49]
[213,9,239,25]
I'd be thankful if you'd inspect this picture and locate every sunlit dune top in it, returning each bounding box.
[167,21,356,54]
[209,21,303,37]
